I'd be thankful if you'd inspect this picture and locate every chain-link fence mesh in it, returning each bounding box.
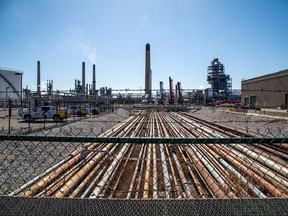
[1,107,287,199]
[0,106,287,214]
[1,197,288,216]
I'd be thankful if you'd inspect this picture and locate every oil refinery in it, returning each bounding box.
[0,43,288,215]
[1,43,241,108]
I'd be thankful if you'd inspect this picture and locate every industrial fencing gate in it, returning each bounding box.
[0,108,287,215]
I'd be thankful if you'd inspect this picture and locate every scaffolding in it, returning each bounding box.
[207,58,232,99]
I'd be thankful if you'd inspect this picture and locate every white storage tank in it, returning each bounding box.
[0,67,23,104]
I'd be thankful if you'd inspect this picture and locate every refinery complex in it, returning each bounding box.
[1,43,287,109]
[1,43,241,108]
[0,43,288,215]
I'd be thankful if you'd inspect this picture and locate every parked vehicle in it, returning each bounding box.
[68,106,88,117]
[240,104,261,110]
[20,106,68,122]
[83,105,101,115]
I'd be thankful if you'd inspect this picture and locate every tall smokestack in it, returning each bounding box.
[92,64,96,94]
[37,61,41,96]
[145,43,151,97]
[149,69,152,95]
[82,62,85,94]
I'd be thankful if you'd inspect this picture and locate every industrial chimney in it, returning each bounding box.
[37,61,41,96]
[82,62,85,94]
[92,64,96,95]
[145,43,151,98]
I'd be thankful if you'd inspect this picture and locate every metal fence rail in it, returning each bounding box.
[1,135,288,144]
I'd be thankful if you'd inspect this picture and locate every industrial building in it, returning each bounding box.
[207,58,232,100]
[241,69,288,108]
[0,68,23,106]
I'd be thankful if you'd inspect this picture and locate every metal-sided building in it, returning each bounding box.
[241,69,288,108]
[0,68,23,105]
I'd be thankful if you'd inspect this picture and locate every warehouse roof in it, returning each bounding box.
[242,69,288,84]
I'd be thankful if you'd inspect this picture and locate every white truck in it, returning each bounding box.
[20,106,68,122]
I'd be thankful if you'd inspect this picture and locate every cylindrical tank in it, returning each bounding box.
[0,68,23,103]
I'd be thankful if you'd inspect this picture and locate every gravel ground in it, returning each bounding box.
[192,107,288,137]
[0,109,130,195]
[34,108,131,136]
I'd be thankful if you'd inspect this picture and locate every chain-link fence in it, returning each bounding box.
[0,107,287,199]
[0,106,288,215]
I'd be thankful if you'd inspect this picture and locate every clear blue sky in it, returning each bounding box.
[1,0,287,92]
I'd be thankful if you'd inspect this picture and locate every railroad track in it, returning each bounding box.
[10,111,288,199]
